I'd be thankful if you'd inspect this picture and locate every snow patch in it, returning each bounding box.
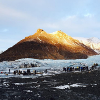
[50,31,58,35]
[88,37,100,43]
[73,37,100,44]
[55,83,87,89]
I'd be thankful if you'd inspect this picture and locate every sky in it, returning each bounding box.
[0,0,100,51]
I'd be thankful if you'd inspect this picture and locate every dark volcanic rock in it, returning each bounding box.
[0,70,100,100]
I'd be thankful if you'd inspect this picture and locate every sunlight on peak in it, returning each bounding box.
[49,31,59,35]
[50,31,68,36]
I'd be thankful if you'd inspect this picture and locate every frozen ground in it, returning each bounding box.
[0,70,100,100]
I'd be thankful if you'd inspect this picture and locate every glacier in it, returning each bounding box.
[0,55,100,78]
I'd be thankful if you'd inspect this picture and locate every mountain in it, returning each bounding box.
[0,29,97,61]
[74,37,100,54]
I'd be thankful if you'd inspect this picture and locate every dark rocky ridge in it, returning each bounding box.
[0,41,88,62]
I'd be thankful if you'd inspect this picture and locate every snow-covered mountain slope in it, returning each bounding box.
[74,37,100,54]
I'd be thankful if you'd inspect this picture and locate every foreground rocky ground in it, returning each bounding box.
[0,70,100,100]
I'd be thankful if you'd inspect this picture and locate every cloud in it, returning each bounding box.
[0,3,36,20]
[0,0,100,38]
[84,13,94,18]
[40,14,100,38]
[42,23,59,29]
[0,29,8,32]
[3,29,8,32]
[0,3,39,32]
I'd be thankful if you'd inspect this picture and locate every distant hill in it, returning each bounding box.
[0,29,97,61]
[74,37,100,54]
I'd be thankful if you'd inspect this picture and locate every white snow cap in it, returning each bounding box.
[87,37,100,43]
[73,37,100,44]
